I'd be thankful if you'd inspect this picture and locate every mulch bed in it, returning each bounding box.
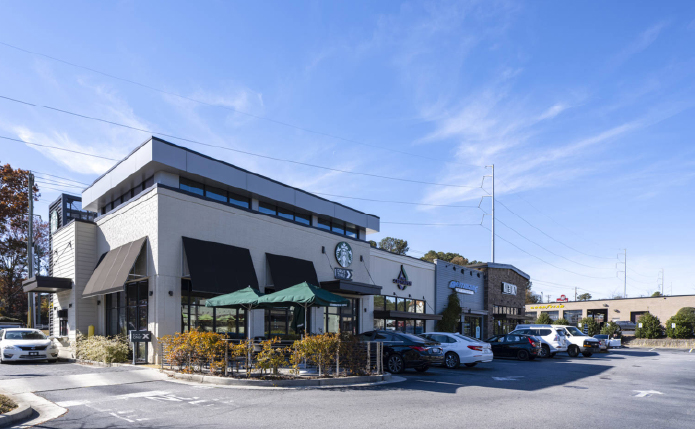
[0,394,17,414]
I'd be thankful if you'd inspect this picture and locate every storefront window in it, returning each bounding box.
[374,296,385,311]
[373,319,385,330]
[541,310,559,321]
[564,310,582,325]
[179,177,204,196]
[180,279,247,337]
[415,301,424,313]
[294,213,311,225]
[205,186,227,202]
[385,319,397,331]
[107,280,148,362]
[375,318,427,334]
[259,202,277,215]
[317,217,331,230]
[324,298,358,335]
[396,298,406,312]
[385,296,396,311]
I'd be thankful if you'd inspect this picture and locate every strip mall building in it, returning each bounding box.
[24,137,531,363]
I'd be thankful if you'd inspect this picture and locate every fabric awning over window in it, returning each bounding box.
[82,237,147,298]
[183,237,259,294]
[265,253,318,291]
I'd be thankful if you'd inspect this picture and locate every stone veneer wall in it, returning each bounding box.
[482,267,529,338]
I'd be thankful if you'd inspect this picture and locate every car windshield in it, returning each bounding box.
[4,330,47,340]
[454,334,479,342]
[555,329,566,336]
[399,333,428,343]
[565,327,587,336]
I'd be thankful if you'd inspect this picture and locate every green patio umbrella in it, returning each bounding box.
[206,286,264,340]
[252,282,349,336]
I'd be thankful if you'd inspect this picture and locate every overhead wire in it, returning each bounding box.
[0,41,487,170]
[0,135,119,161]
[0,95,486,191]
[33,171,89,186]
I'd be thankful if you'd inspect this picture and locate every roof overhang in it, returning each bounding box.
[373,310,443,321]
[320,280,382,296]
[23,276,73,293]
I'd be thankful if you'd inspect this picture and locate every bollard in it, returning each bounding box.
[88,325,94,338]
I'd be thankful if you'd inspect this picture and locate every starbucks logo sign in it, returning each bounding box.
[335,242,353,268]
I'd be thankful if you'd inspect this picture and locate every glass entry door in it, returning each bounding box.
[463,316,482,339]
[127,281,149,363]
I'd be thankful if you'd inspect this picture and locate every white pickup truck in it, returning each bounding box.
[554,325,601,357]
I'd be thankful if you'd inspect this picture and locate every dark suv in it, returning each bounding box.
[485,334,541,361]
[359,330,444,374]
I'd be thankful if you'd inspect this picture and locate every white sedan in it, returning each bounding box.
[0,328,59,363]
[420,332,494,369]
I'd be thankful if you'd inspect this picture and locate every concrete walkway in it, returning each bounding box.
[0,367,169,395]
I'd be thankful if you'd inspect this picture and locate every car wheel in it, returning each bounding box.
[517,349,530,361]
[415,365,429,373]
[444,352,460,369]
[464,362,477,368]
[387,354,405,374]
[582,351,593,357]
[568,345,579,357]
[538,344,550,358]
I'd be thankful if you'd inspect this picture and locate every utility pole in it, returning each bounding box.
[657,268,664,295]
[484,165,495,262]
[27,171,35,328]
[617,249,626,298]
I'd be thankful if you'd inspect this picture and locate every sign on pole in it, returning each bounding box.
[671,323,676,329]
[129,330,152,342]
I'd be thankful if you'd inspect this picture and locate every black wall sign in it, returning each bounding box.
[334,268,353,280]
[129,330,153,342]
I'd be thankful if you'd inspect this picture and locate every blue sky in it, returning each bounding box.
[1,1,694,299]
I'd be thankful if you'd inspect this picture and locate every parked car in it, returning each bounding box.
[420,332,493,369]
[553,325,601,357]
[511,324,569,358]
[358,330,443,374]
[485,334,541,361]
[594,334,621,349]
[593,335,609,352]
[0,328,58,363]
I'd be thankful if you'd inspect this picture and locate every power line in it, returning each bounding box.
[495,217,614,270]
[0,95,486,191]
[481,225,617,280]
[496,178,613,251]
[0,135,119,161]
[495,198,616,260]
[381,221,482,226]
[34,177,83,189]
[33,171,89,186]
[310,192,480,208]
[35,183,80,194]
[0,41,487,170]
[628,267,657,278]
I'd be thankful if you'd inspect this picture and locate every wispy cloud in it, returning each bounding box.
[608,21,670,70]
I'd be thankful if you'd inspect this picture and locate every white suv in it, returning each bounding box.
[512,324,568,358]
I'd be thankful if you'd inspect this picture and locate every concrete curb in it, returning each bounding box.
[162,370,391,387]
[0,401,33,428]
[75,359,132,367]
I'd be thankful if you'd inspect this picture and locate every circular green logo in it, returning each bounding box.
[335,242,353,268]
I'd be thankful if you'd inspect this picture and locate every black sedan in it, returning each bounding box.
[359,330,444,374]
[485,334,541,361]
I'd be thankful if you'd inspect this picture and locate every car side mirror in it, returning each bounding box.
[48,336,56,340]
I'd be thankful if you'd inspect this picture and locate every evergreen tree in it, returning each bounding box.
[436,289,462,332]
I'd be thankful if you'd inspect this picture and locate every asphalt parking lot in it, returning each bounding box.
[3,348,695,428]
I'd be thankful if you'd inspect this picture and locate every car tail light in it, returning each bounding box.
[553,335,559,342]
[467,345,483,351]
[409,346,427,352]
[528,337,536,347]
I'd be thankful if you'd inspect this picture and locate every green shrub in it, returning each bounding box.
[676,307,695,325]
[553,318,570,325]
[579,318,600,336]
[75,333,130,364]
[535,313,553,325]
[635,312,662,339]
[665,314,694,339]
[600,321,621,337]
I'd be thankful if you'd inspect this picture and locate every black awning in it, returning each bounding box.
[373,310,443,321]
[23,276,72,293]
[495,314,534,320]
[183,237,259,294]
[265,253,318,291]
[320,280,382,296]
[82,237,147,298]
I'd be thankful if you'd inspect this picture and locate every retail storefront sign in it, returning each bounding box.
[334,267,353,280]
[335,242,353,268]
[448,280,478,295]
[393,265,412,290]
[502,282,517,295]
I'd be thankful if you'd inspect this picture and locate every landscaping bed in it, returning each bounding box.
[0,395,17,415]
[623,337,695,349]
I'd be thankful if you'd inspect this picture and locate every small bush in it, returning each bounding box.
[75,334,130,364]
[535,313,553,325]
[159,331,226,373]
[635,312,662,339]
[601,321,621,337]
[579,318,600,336]
[553,318,570,325]
[665,314,694,339]
[0,394,17,414]
[676,307,695,326]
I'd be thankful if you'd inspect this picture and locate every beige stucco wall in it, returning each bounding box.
[525,295,695,324]
[368,249,436,332]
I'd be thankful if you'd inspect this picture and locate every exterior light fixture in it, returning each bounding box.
[97,300,101,305]
[149,291,153,296]
[360,255,363,262]
[168,291,174,296]
[321,246,325,254]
